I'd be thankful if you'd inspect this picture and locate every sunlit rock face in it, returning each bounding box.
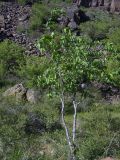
[110,0,120,12]
[80,0,120,12]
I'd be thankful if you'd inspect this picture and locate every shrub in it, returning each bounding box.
[46,7,65,31]
[80,20,110,40]
[29,3,50,31]
[108,28,120,51]
[18,56,50,88]
[0,40,25,84]
[105,53,120,86]
[77,105,120,160]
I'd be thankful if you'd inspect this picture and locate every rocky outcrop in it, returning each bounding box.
[3,83,27,100]
[80,0,120,12]
[3,84,41,103]
[58,4,89,31]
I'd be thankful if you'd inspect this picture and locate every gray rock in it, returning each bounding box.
[26,89,40,104]
[68,19,77,30]
[0,138,3,156]
[3,83,27,100]
[0,15,5,29]
[80,0,120,12]
[18,14,29,22]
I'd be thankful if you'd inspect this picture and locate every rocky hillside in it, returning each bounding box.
[0,1,40,55]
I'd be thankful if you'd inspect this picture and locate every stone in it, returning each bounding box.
[0,138,3,156]
[18,14,29,22]
[80,0,120,12]
[110,0,120,12]
[100,157,117,160]
[68,19,77,30]
[26,89,40,104]
[3,83,27,100]
[0,15,5,29]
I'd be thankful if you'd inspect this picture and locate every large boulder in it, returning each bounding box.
[3,84,41,103]
[3,84,27,100]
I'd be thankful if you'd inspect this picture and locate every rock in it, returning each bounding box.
[24,113,46,134]
[100,157,117,160]
[0,15,5,30]
[26,89,40,104]
[80,0,120,12]
[0,3,40,55]
[68,19,77,30]
[18,14,29,22]
[3,83,27,100]
[0,138,3,156]
[110,0,120,12]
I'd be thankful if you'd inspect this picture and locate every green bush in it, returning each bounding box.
[108,28,120,51]
[18,56,50,88]
[0,40,25,84]
[80,20,110,40]
[29,3,50,31]
[106,53,120,86]
[77,105,120,160]
[46,8,65,31]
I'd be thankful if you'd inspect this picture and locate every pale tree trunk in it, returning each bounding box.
[72,101,77,142]
[60,94,78,160]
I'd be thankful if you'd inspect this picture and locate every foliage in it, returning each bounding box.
[36,29,116,159]
[37,29,108,95]
[0,91,66,160]
[77,105,120,160]
[80,8,120,42]
[105,50,120,86]
[80,20,110,40]
[29,3,50,31]
[0,88,120,160]
[108,28,120,51]
[46,8,65,31]
[0,40,25,83]
[18,56,50,88]
[29,3,65,33]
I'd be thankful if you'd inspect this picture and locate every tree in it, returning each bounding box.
[37,29,111,159]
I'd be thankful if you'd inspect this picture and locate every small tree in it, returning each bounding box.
[37,29,109,159]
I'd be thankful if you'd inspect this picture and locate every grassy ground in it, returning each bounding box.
[0,85,120,160]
